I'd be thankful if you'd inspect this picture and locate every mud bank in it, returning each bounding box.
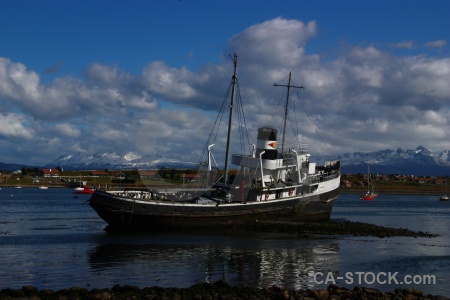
[239,220,437,238]
[1,281,448,300]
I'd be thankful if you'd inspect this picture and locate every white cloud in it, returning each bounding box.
[229,17,317,68]
[0,113,34,140]
[0,17,449,165]
[93,124,130,141]
[415,123,446,138]
[425,39,447,48]
[84,63,136,93]
[53,123,81,137]
[0,58,40,101]
[423,110,447,125]
[128,92,159,110]
[393,41,415,49]
[141,61,198,100]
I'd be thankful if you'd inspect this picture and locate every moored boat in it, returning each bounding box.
[361,192,377,201]
[74,186,95,194]
[360,166,377,201]
[64,178,87,188]
[89,54,341,229]
[439,179,448,201]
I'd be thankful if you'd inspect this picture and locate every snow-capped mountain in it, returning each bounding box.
[43,146,450,175]
[44,151,198,170]
[123,152,141,162]
[333,146,450,176]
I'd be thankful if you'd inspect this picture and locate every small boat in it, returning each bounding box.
[38,186,49,190]
[73,186,95,194]
[439,179,449,201]
[89,54,341,229]
[360,166,377,200]
[73,176,90,193]
[14,186,23,189]
[361,191,377,201]
[65,175,87,189]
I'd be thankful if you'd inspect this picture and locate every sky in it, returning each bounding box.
[0,0,449,166]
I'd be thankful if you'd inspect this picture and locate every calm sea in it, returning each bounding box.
[0,187,449,296]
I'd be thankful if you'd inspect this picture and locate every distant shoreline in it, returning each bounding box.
[0,184,67,188]
[340,189,441,196]
[0,184,443,196]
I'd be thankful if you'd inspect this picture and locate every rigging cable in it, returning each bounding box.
[288,94,300,144]
[234,79,252,155]
[196,73,253,185]
[294,89,332,155]
[197,80,232,168]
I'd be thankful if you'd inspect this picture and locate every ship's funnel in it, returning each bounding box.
[256,127,278,160]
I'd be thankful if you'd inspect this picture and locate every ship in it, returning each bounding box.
[88,53,341,229]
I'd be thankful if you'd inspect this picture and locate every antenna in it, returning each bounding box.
[273,72,304,154]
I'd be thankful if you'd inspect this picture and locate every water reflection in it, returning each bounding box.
[87,234,339,290]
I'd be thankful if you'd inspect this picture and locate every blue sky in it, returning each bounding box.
[1,0,449,166]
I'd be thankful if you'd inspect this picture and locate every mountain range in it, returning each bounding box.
[335,146,450,176]
[1,146,449,176]
[46,146,450,176]
[44,151,199,171]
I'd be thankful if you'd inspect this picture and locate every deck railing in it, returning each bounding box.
[302,170,340,185]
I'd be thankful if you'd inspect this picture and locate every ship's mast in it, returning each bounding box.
[273,72,304,154]
[224,53,238,184]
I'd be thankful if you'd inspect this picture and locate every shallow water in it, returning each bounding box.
[0,188,448,296]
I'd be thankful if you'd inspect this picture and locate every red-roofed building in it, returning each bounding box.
[40,168,60,177]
